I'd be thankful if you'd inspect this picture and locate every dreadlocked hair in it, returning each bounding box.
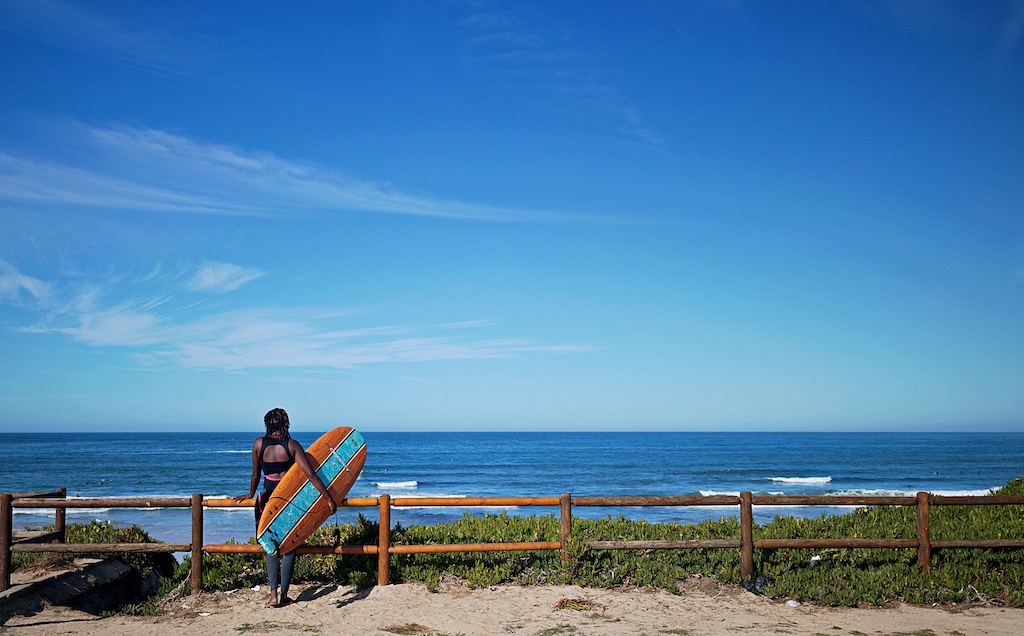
[264,407,290,438]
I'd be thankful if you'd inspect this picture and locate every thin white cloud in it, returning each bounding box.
[8,265,591,371]
[0,122,589,222]
[457,3,665,153]
[439,319,496,329]
[0,260,51,305]
[0,0,190,74]
[74,307,166,347]
[0,150,251,215]
[188,262,265,294]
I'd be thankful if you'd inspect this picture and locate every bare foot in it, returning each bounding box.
[266,592,278,608]
[278,595,293,607]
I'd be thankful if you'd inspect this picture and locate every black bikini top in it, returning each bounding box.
[260,435,295,476]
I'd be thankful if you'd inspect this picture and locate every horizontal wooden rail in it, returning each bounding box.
[204,497,379,508]
[588,539,741,550]
[11,542,190,553]
[391,497,560,507]
[12,497,191,508]
[5,490,66,499]
[204,543,379,555]
[930,496,1024,505]
[930,539,1024,548]
[389,541,561,554]
[752,496,917,506]
[202,541,558,555]
[574,495,738,506]
[755,539,918,549]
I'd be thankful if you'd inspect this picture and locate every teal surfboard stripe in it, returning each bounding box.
[258,430,365,554]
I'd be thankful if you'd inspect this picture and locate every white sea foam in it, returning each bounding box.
[698,490,787,496]
[375,481,418,490]
[649,504,861,518]
[766,476,832,485]
[214,450,251,454]
[828,487,998,497]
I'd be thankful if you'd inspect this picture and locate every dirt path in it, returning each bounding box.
[4,581,1021,635]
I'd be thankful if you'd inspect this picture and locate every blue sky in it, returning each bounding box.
[1,1,1022,432]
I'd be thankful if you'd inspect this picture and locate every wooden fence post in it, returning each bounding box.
[378,495,391,586]
[191,494,203,595]
[0,494,12,592]
[559,493,572,565]
[55,488,66,543]
[916,491,930,575]
[740,492,754,579]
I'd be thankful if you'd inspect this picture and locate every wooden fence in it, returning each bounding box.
[3,490,1023,595]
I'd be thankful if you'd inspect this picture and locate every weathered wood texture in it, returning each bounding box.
[930,496,1024,505]
[5,490,65,499]
[588,539,740,550]
[55,488,66,542]
[203,543,378,555]
[378,494,391,585]
[1,494,12,591]
[205,497,378,508]
[11,543,190,553]
[560,493,572,565]
[191,494,203,596]
[752,496,917,506]
[391,497,560,507]
[930,539,1024,548]
[573,495,737,506]
[917,491,931,574]
[755,539,918,549]
[740,491,754,578]
[12,497,191,508]
[389,541,561,554]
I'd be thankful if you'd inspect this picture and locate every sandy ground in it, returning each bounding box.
[3,578,1022,636]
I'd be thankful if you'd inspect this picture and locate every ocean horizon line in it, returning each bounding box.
[3,429,1024,435]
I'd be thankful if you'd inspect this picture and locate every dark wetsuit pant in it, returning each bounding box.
[255,479,296,597]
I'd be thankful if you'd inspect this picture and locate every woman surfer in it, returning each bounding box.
[234,407,337,607]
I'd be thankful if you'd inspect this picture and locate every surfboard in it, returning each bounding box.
[257,426,366,555]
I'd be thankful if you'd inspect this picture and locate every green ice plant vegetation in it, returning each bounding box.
[11,520,175,578]
[13,480,1024,610]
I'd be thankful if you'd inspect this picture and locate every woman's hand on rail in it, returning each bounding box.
[231,494,253,502]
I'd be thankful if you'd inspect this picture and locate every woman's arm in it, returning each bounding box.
[232,438,262,502]
[290,439,338,514]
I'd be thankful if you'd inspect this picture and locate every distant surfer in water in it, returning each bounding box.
[234,407,338,607]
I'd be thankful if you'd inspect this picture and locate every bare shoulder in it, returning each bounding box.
[288,438,305,453]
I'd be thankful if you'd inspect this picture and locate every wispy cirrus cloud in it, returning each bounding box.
[0,0,192,74]
[439,319,495,329]
[0,260,51,305]
[0,121,589,222]
[188,262,265,294]
[5,262,590,371]
[456,2,665,153]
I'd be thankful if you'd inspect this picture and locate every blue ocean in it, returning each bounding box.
[2,432,1022,546]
